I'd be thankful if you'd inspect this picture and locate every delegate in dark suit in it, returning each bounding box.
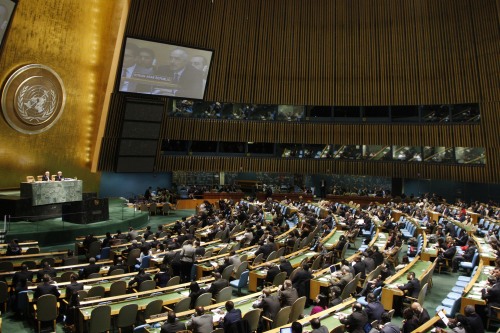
[482,281,500,314]
[279,260,293,277]
[80,262,100,279]
[65,281,83,300]
[365,300,385,322]
[160,321,186,333]
[206,275,229,298]
[398,277,420,298]
[253,290,281,322]
[278,286,299,306]
[291,266,313,299]
[265,265,281,284]
[223,308,242,331]
[34,282,60,299]
[339,305,368,333]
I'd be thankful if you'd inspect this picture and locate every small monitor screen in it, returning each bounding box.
[118,37,213,100]
[280,328,292,333]
[329,265,337,273]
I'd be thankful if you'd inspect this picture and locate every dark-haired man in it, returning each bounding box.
[187,306,213,333]
[223,301,242,331]
[339,302,368,333]
[310,317,329,333]
[160,311,186,333]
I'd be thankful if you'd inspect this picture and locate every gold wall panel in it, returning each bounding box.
[0,0,127,190]
[99,0,500,183]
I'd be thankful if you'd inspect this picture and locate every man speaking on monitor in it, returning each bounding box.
[156,48,204,100]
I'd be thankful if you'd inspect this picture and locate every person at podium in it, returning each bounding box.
[42,171,51,181]
[55,171,63,181]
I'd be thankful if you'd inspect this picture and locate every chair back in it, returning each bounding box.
[174,297,192,312]
[276,247,286,257]
[387,309,395,320]
[273,306,292,328]
[149,202,157,215]
[21,260,37,269]
[144,299,163,319]
[449,297,461,318]
[60,271,74,282]
[211,328,224,333]
[26,176,35,183]
[330,324,345,333]
[98,247,111,260]
[234,261,248,279]
[109,268,125,276]
[289,267,301,281]
[139,256,152,269]
[267,251,278,261]
[40,257,55,267]
[243,308,262,333]
[195,292,213,307]
[87,241,102,259]
[340,242,349,259]
[127,248,141,267]
[166,276,181,287]
[203,249,213,258]
[63,257,78,265]
[215,286,232,303]
[35,294,58,321]
[238,270,250,288]
[218,246,229,256]
[272,271,287,287]
[221,264,235,281]
[87,285,105,298]
[253,253,264,265]
[77,290,88,300]
[471,252,480,268]
[340,278,357,300]
[239,254,248,263]
[289,296,306,322]
[25,248,40,254]
[117,303,139,329]
[139,279,156,292]
[88,305,111,333]
[109,280,127,297]
[417,283,429,306]
[311,255,323,271]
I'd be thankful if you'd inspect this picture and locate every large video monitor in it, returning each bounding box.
[118,37,213,100]
[0,0,17,54]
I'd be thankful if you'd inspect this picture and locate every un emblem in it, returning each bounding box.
[1,64,66,134]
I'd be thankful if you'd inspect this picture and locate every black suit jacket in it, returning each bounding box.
[81,263,100,279]
[340,309,368,333]
[223,309,242,331]
[34,283,60,299]
[65,282,83,299]
[207,278,229,297]
[42,175,50,181]
[292,269,313,298]
[280,261,293,277]
[266,266,281,284]
[254,295,281,320]
[55,175,63,181]
[482,283,500,307]
[156,65,204,99]
[398,278,421,298]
